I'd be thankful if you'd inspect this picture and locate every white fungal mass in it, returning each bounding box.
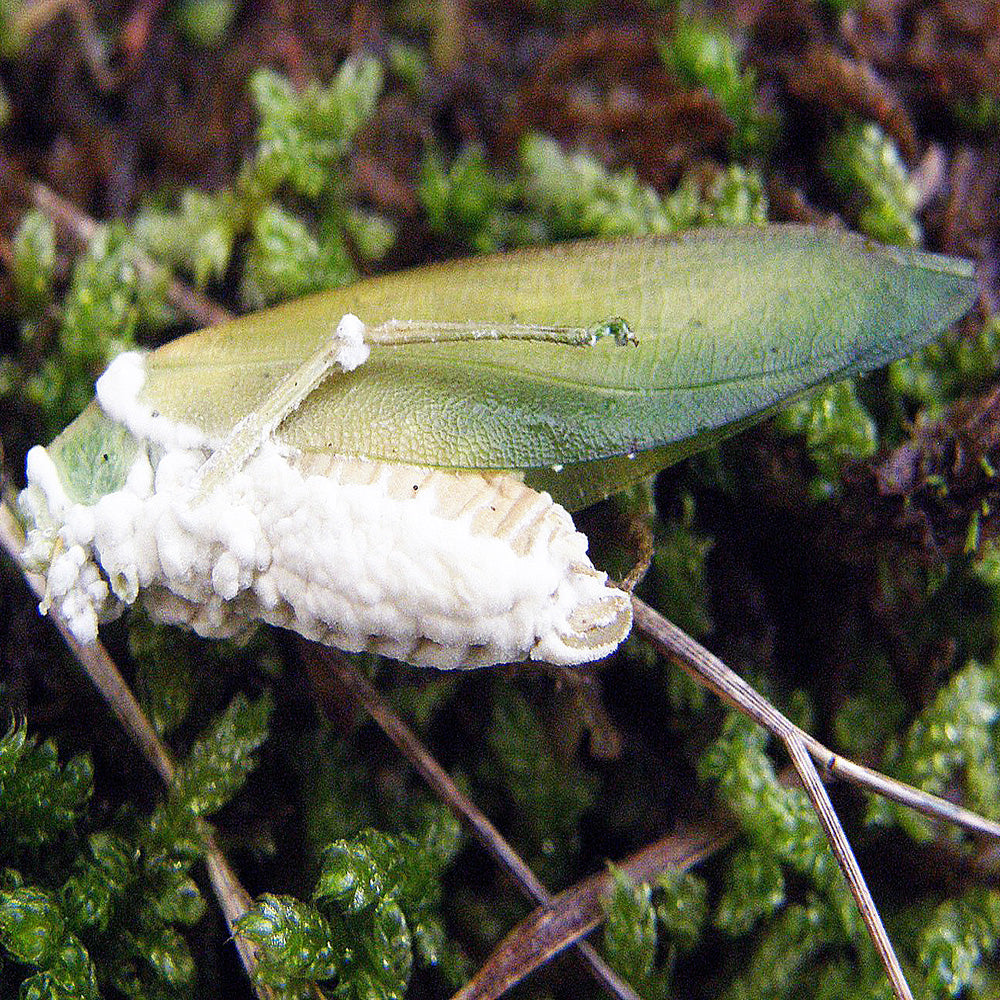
[20,345,631,668]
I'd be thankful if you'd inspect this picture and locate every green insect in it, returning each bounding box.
[19,225,976,669]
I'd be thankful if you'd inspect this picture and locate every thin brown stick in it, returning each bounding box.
[452,812,734,1000]
[784,736,912,1000]
[631,597,1000,841]
[0,498,267,998]
[301,644,641,1000]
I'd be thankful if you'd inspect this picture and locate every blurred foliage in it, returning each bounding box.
[951,93,1000,134]
[173,0,237,47]
[11,209,55,315]
[648,491,714,639]
[0,0,26,57]
[869,659,1000,842]
[824,120,920,247]
[658,22,777,158]
[917,889,1000,999]
[529,0,602,16]
[818,0,861,14]
[890,315,1000,421]
[386,40,430,93]
[479,682,596,884]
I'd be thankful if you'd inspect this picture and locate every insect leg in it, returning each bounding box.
[191,313,369,500]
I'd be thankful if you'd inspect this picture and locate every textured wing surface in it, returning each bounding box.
[138,227,977,507]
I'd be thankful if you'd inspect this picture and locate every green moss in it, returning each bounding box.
[833,661,907,761]
[518,134,680,238]
[0,0,26,57]
[699,714,861,939]
[818,0,861,13]
[658,22,777,158]
[133,189,240,290]
[418,132,768,255]
[0,703,271,1000]
[602,867,660,997]
[951,94,1000,134]
[650,491,714,639]
[601,865,707,999]
[11,210,55,316]
[869,660,1000,841]
[418,145,521,252]
[0,722,92,851]
[251,60,383,200]
[386,41,430,92]
[890,316,1000,420]
[776,380,878,500]
[480,682,596,883]
[918,889,1000,999]
[824,120,920,247]
[8,223,169,434]
[0,885,100,999]
[159,691,273,825]
[133,59,393,308]
[724,901,849,1000]
[238,807,465,998]
[714,845,785,936]
[241,203,355,308]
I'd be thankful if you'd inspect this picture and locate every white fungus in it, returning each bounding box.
[20,322,631,668]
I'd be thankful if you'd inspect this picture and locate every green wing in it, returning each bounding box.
[134,225,975,509]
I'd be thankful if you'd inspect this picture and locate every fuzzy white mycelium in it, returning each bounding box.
[19,314,632,667]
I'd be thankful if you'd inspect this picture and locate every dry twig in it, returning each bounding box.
[452,814,733,1000]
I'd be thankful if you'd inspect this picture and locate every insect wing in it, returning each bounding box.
[137,226,976,508]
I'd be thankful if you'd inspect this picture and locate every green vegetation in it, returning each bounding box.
[775,381,878,501]
[0,694,270,1000]
[824,120,920,247]
[418,132,766,251]
[4,23,1000,999]
[12,219,170,435]
[237,813,465,998]
[658,22,777,158]
[135,58,393,310]
[601,865,707,999]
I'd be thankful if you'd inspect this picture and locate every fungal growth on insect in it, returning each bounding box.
[17,227,979,670]
[20,314,632,667]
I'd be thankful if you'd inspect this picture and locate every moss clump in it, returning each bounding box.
[134,58,394,309]
[0,694,271,1000]
[775,380,879,501]
[237,808,465,999]
[824,120,920,248]
[419,132,767,253]
[601,865,708,999]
